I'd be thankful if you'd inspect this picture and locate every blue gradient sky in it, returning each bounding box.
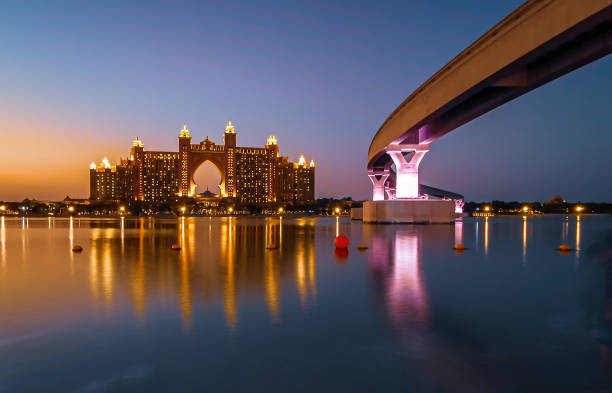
[1,0,610,202]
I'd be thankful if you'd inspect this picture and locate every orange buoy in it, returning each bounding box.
[266,243,278,250]
[357,243,368,250]
[72,245,83,252]
[171,244,181,251]
[453,244,465,250]
[334,235,349,249]
[558,244,572,252]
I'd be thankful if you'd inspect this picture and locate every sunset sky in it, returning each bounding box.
[1,0,611,202]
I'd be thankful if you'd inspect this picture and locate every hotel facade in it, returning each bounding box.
[90,122,315,205]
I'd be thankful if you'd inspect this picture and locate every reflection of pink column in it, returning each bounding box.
[368,169,390,201]
[388,232,428,323]
[386,144,429,199]
[455,219,463,245]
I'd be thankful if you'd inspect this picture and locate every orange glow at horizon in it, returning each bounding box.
[0,118,183,201]
[0,120,132,200]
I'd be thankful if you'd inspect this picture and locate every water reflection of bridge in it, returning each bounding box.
[362,216,604,392]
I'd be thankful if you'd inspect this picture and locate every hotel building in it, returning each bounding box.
[89,122,315,204]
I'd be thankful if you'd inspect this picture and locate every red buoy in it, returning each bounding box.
[334,235,349,249]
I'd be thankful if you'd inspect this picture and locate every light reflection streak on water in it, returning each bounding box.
[180,216,185,247]
[265,220,280,322]
[388,231,428,323]
[366,225,496,392]
[209,218,212,245]
[69,217,75,274]
[224,217,237,331]
[335,216,339,237]
[279,216,283,251]
[522,216,527,262]
[296,236,307,306]
[1,217,5,270]
[131,219,146,318]
[179,218,192,329]
[575,216,581,258]
[120,216,125,254]
[88,227,117,310]
[455,219,463,245]
[484,217,489,255]
[21,218,27,261]
[102,228,114,313]
[308,245,317,302]
[90,228,100,303]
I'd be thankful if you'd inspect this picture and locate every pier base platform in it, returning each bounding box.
[363,199,455,224]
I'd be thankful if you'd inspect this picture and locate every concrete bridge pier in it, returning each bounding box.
[364,144,455,224]
[386,144,429,199]
[367,169,390,201]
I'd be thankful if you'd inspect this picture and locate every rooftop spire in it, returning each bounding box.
[180,123,191,138]
[132,136,144,147]
[225,120,235,133]
[266,135,278,145]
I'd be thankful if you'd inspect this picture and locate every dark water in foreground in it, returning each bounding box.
[1,215,611,393]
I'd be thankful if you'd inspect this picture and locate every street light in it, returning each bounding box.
[228,207,234,214]
[575,205,584,213]
[278,207,284,214]
[522,206,529,212]
[0,205,5,211]
[119,206,125,214]
[68,206,75,214]
[484,206,491,212]
[180,206,186,214]
[335,207,341,215]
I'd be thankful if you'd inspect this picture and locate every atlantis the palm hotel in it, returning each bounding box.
[90,121,315,205]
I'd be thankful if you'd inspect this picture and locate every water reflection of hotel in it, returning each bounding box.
[85,217,318,330]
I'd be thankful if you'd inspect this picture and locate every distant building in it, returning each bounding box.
[90,122,315,204]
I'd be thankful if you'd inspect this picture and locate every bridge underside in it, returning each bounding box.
[367,2,612,205]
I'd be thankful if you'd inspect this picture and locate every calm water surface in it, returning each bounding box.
[1,215,611,393]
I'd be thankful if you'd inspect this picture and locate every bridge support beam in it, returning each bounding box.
[368,169,390,201]
[386,144,429,199]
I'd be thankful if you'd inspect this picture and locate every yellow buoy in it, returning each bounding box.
[558,244,572,252]
[357,243,368,250]
[72,245,83,252]
[171,244,181,251]
[453,244,465,250]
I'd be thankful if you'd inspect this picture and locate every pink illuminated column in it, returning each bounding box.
[454,199,465,214]
[368,169,390,201]
[386,144,429,199]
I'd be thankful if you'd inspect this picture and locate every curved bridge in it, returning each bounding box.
[368,0,612,201]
